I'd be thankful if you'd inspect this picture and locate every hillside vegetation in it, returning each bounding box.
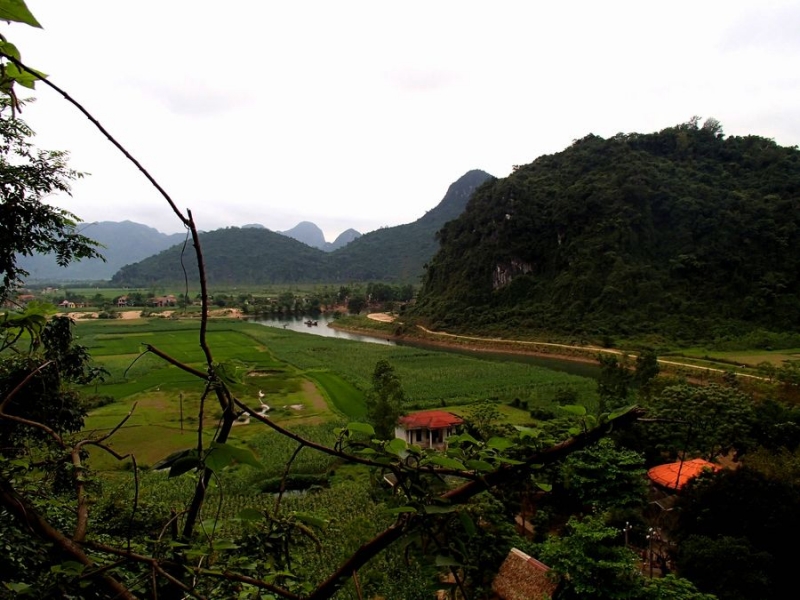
[413,119,800,343]
[110,170,492,286]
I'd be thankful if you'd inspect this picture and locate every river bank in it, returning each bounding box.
[331,314,755,383]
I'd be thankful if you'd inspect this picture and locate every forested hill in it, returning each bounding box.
[111,227,330,285]
[413,120,800,342]
[110,170,492,286]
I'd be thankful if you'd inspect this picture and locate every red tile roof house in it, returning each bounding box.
[395,410,463,450]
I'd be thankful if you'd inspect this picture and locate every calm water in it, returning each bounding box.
[249,315,599,378]
[250,315,396,345]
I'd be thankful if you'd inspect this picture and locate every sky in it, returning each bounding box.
[7,0,800,241]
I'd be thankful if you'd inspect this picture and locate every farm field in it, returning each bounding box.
[672,346,800,368]
[77,317,597,470]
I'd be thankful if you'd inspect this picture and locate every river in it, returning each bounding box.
[249,315,600,379]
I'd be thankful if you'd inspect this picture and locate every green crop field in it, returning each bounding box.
[76,317,598,469]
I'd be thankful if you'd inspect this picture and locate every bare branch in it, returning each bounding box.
[0,52,190,227]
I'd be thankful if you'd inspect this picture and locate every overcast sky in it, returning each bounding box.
[8,0,800,240]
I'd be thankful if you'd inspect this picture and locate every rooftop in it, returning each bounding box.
[398,410,463,430]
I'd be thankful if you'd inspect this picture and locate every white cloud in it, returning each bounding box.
[5,0,799,241]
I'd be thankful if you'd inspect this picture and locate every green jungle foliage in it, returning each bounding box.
[413,119,800,343]
[110,170,492,286]
[674,467,800,600]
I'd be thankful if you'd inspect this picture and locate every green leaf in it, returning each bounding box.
[209,441,263,470]
[385,437,407,456]
[237,508,264,521]
[560,404,587,416]
[423,504,456,514]
[211,540,239,551]
[515,426,542,439]
[51,561,85,576]
[495,456,525,465]
[4,62,46,89]
[465,459,494,472]
[487,436,515,451]
[435,554,462,567]
[354,447,377,455]
[536,482,553,492]
[448,432,480,446]
[384,505,417,515]
[168,454,200,478]
[459,511,477,536]
[427,455,466,470]
[346,422,375,436]
[609,404,637,420]
[0,41,20,60]
[293,511,327,529]
[0,0,42,28]
[4,582,32,594]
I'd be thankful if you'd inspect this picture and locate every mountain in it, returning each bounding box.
[279,222,363,252]
[279,221,328,250]
[412,121,800,342]
[327,170,493,281]
[17,221,185,281]
[109,170,492,286]
[111,227,330,286]
[330,228,361,251]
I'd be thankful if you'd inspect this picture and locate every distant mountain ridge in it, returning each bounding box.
[278,222,362,252]
[110,170,493,286]
[17,221,186,281]
[327,169,493,280]
[18,219,362,282]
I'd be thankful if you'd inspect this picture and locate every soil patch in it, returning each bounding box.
[367,312,396,323]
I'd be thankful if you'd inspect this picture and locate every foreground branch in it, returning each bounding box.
[306,407,646,600]
[0,477,136,600]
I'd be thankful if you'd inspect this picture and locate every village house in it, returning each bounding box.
[395,410,463,450]
[148,294,177,307]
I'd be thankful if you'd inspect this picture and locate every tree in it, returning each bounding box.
[0,316,107,597]
[597,354,632,413]
[365,359,407,439]
[672,467,799,599]
[633,348,660,400]
[646,384,755,460]
[537,513,641,600]
[0,102,101,301]
[465,398,505,440]
[640,575,717,600]
[347,295,366,315]
[557,438,647,512]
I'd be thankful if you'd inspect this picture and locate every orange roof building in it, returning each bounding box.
[647,458,721,490]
